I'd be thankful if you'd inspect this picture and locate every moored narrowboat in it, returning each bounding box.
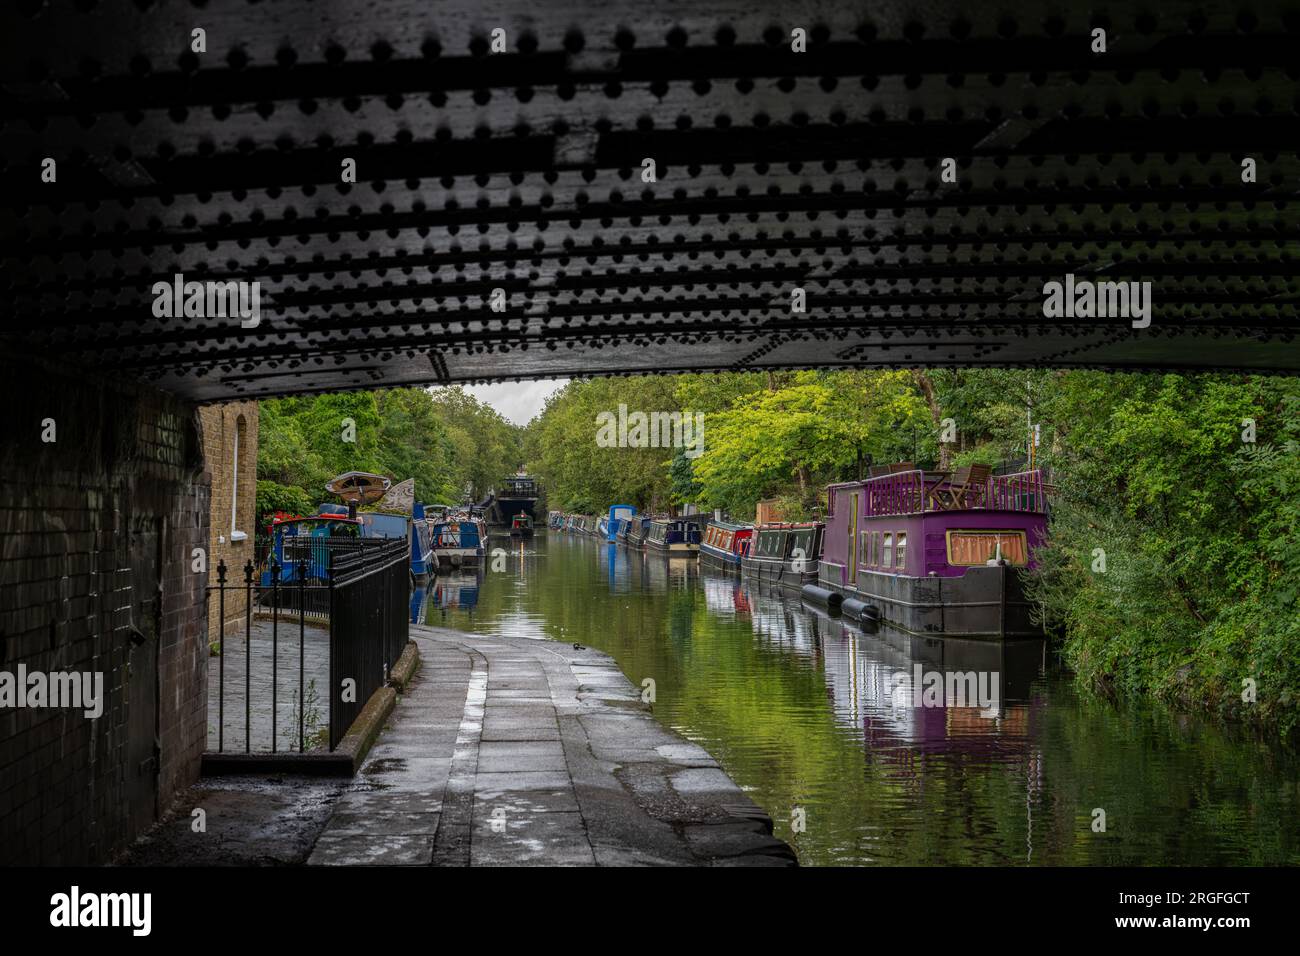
[605,504,637,542]
[260,513,362,585]
[432,512,487,568]
[490,472,541,526]
[317,473,435,576]
[625,515,651,549]
[699,520,754,573]
[644,517,702,555]
[356,507,436,576]
[815,466,1049,639]
[741,521,824,590]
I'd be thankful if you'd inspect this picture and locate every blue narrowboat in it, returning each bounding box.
[260,513,362,585]
[317,503,436,576]
[366,507,436,576]
[432,513,487,569]
[605,504,637,542]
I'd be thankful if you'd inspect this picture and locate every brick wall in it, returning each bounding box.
[198,402,259,644]
[0,357,209,865]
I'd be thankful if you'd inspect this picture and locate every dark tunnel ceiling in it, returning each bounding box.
[1,0,1298,402]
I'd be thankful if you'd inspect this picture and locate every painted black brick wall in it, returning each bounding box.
[0,357,210,864]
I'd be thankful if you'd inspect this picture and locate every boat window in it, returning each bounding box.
[882,532,893,568]
[858,530,868,565]
[946,530,1029,566]
[896,532,907,570]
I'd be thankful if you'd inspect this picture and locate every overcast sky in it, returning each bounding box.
[463,380,569,426]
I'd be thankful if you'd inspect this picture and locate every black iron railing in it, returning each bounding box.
[208,536,410,755]
[256,535,370,620]
[328,539,410,750]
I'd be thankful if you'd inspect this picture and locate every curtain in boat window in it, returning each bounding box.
[947,531,1029,566]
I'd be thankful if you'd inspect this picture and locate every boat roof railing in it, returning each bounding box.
[705,519,753,533]
[826,467,1050,518]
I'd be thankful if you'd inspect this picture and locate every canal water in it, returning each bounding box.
[414,533,1299,866]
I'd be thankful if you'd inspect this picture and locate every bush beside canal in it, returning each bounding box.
[1027,373,1300,739]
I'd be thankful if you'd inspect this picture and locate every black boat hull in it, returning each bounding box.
[741,555,819,591]
[818,564,1040,640]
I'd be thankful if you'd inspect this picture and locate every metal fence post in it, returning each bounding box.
[298,566,306,753]
[243,560,254,754]
[217,559,226,753]
[328,549,335,752]
[271,561,281,753]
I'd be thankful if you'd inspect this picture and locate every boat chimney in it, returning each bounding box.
[348,500,358,520]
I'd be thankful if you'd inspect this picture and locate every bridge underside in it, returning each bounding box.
[2,0,1298,401]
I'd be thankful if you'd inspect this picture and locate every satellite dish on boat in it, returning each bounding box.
[325,471,391,505]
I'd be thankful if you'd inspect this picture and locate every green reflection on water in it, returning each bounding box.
[415,533,1298,866]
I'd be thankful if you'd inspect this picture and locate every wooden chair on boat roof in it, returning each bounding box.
[934,464,993,509]
[868,461,915,477]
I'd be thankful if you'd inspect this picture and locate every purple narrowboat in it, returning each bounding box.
[812,467,1049,640]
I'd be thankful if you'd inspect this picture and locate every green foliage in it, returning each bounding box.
[951,443,1006,468]
[256,386,521,515]
[527,370,928,520]
[254,480,315,527]
[526,377,684,512]
[668,447,702,504]
[427,387,524,501]
[1025,373,1300,736]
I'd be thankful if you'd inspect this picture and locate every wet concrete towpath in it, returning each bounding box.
[307,625,795,866]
